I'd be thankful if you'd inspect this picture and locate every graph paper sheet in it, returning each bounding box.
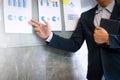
[38,0,62,31]
[3,0,32,33]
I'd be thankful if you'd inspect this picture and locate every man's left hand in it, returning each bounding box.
[94,26,109,44]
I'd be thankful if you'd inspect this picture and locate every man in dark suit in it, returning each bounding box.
[29,0,120,80]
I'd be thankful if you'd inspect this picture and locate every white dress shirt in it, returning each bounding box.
[46,0,115,42]
[94,0,115,26]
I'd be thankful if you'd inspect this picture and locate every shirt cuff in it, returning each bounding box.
[45,32,53,42]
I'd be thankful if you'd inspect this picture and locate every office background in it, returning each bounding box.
[0,0,119,80]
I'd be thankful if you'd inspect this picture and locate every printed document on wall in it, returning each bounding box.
[38,0,62,31]
[3,0,32,33]
[63,0,96,31]
[63,0,81,31]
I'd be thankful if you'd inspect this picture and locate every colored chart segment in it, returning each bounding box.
[63,0,70,4]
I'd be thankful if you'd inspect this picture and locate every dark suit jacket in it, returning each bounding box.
[48,0,120,80]
[100,1,120,80]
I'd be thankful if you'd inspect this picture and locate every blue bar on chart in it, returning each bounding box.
[18,0,22,7]
[55,2,58,7]
[40,0,43,6]
[8,0,27,8]
[8,0,12,6]
[46,0,49,6]
[13,0,17,7]
[23,0,27,8]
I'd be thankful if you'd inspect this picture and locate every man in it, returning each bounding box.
[29,0,120,80]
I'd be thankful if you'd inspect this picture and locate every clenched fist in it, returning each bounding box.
[94,26,109,44]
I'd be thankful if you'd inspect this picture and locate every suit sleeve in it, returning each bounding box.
[47,15,85,52]
[108,34,120,49]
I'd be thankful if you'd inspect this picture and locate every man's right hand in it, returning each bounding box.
[29,19,51,40]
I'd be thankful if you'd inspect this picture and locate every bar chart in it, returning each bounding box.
[40,0,58,7]
[8,0,26,8]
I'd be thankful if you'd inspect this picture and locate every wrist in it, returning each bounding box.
[45,32,53,42]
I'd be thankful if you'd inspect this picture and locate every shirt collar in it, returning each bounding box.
[96,0,115,14]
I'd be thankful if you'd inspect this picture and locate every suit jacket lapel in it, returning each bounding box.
[88,5,98,32]
[110,0,119,19]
